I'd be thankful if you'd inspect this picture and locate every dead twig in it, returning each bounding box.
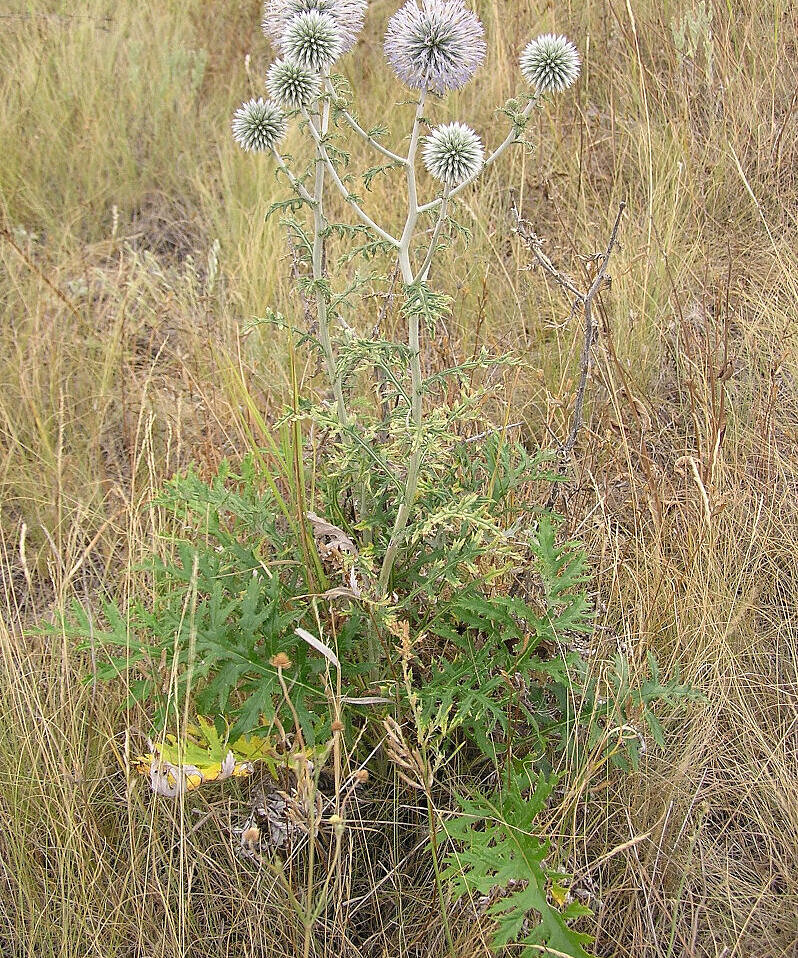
[0,13,113,29]
[511,198,625,457]
[0,227,83,322]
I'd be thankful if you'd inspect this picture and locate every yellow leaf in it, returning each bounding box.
[131,719,279,796]
[550,882,570,908]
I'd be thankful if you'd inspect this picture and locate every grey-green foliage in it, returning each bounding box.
[415,516,592,761]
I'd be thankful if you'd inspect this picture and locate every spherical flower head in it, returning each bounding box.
[282,9,344,71]
[262,0,367,55]
[423,122,484,186]
[384,0,487,95]
[266,58,321,108]
[520,34,581,94]
[232,98,287,152]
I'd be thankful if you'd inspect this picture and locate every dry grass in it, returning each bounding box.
[1,0,796,955]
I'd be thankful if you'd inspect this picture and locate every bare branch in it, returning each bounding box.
[512,197,626,455]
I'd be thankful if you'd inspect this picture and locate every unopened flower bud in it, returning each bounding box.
[283,10,343,72]
[267,57,321,109]
[263,0,366,55]
[423,122,484,185]
[520,34,581,94]
[232,98,287,152]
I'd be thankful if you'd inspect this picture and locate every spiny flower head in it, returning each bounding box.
[384,0,486,95]
[282,9,344,71]
[520,34,581,94]
[262,0,367,55]
[266,58,321,108]
[232,98,287,152]
[423,122,484,185]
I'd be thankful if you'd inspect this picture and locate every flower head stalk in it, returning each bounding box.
[384,0,486,95]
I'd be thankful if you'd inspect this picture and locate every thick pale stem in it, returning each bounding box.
[378,92,428,597]
[310,93,349,426]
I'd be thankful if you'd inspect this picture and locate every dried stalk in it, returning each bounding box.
[511,197,625,455]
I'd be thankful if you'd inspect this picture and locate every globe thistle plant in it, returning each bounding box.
[423,122,484,186]
[232,0,582,596]
[262,0,367,55]
[267,58,321,109]
[232,98,287,152]
[384,0,487,95]
[282,9,344,72]
[520,34,581,94]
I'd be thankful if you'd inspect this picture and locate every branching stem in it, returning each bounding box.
[378,91,428,596]
[302,108,401,247]
[271,86,545,596]
[325,79,408,166]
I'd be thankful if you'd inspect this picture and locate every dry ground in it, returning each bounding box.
[0,0,796,956]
